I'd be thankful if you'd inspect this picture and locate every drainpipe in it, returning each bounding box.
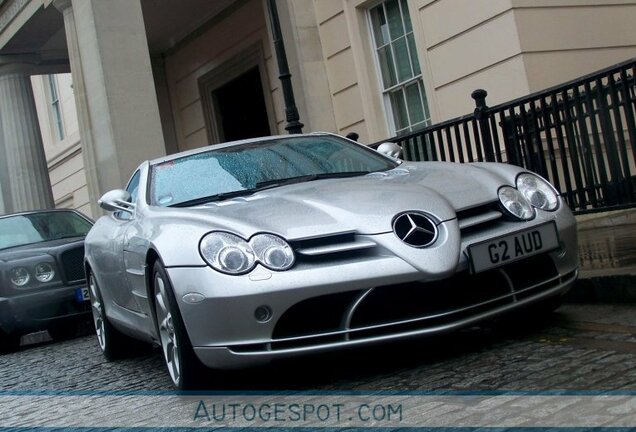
[266,0,304,134]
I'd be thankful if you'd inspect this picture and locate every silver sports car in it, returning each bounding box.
[84,132,578,389]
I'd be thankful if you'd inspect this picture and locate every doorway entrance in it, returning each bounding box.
[213,67,271,142]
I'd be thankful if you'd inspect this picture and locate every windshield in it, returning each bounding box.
[150,135,398,207]
[0,211,92,250]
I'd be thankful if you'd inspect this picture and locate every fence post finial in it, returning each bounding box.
[472,89,488,109]
[471,89,495,161]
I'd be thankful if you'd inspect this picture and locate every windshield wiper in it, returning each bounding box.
[170,171,370,208]
[170,189,262,208]
[255,171,370,189]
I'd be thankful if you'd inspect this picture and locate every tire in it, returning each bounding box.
[88,272,131,360]
[152,261,205,390]
[0,331,21,354]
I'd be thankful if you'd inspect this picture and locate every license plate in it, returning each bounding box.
[468,222,559,273]
[75,287,90,302]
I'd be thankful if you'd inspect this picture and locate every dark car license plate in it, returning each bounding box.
[75,287,90,302]
[468,222,559,273]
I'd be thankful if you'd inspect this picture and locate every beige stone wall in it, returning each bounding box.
[512,0,636,91]
[412,0,531,120]
[31,73,91,218]
[275,0,338,134]
[313,0,387,143]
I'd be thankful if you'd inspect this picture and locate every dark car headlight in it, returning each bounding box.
[498,186,535,220]
[516,173,559,211]
[9,267,30,287]
[34,262,56,283]
[8,261,59,287]
[200,232,295,275]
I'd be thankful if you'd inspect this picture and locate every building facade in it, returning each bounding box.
[1,0,635,218]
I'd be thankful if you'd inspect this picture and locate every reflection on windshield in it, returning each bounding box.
[150,135,397,207]
[0,211,92,250]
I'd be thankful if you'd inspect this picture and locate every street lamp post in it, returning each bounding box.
[266,0,304,134]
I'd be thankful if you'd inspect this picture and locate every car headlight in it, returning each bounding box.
[516,173,559,211]
[35,263,55,283]
[9,267,30,287]
[199,232,295,274]
[200,232,256,274]
[498,186,535,220]
[250,234,295,271]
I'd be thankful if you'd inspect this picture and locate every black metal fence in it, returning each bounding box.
[377,58,636,214]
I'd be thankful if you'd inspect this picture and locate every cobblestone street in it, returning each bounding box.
[2,302,636,392]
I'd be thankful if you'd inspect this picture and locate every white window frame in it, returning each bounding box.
[47,75,65,141]
[367,0,431,136]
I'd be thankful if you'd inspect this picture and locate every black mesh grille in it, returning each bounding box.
[60,246,86,283]
[271,252,562,344]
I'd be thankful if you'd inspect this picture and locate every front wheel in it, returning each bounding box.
[153,261,205,390]
[89,273,130,360]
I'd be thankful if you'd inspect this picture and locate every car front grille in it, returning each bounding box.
[60,246,86,283]
[456,201,504,235]
[231,253,574,353]
[289,202,505,264]
[290,232,377,263]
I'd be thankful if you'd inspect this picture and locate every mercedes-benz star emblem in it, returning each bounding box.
[392,212,437,248]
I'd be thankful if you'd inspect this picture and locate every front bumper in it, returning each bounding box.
[0,284,91,335]
[167,209,579,370]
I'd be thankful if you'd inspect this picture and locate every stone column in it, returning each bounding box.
[53,0,101,217]
[53,0,166,207]
[0,65,54,212]
[0,113,8,215]
[0,116,8,215]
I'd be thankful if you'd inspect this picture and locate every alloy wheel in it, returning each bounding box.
[89,275,106,351]
[155,274,181,386]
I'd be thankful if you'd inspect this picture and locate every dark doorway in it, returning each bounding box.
[213,67,271,141]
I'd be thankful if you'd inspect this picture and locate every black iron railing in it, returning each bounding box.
[375,58,636,214]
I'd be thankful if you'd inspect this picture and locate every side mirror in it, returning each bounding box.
[98,189,135,214]
[376,142,403,160]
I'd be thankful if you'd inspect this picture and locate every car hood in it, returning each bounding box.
[0,237,85,262]
[154,162,507,240]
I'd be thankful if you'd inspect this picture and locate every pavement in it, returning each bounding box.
[569,208,636,303]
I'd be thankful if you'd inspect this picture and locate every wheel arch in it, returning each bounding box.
[145,247,162,336]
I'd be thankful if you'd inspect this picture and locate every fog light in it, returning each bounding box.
[254,305,272,323]
[182,293,205,304]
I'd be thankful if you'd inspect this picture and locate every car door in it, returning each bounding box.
[102,170,142,312]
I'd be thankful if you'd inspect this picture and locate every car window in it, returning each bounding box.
[127,170,141,202]
[0,211,92,250]
[149,135,398,207]
[116,170,141,220]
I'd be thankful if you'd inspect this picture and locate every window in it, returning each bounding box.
[116,170,140,220]
[369,0,430,135]
[47,75,64,141]
[126,170,141,203]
